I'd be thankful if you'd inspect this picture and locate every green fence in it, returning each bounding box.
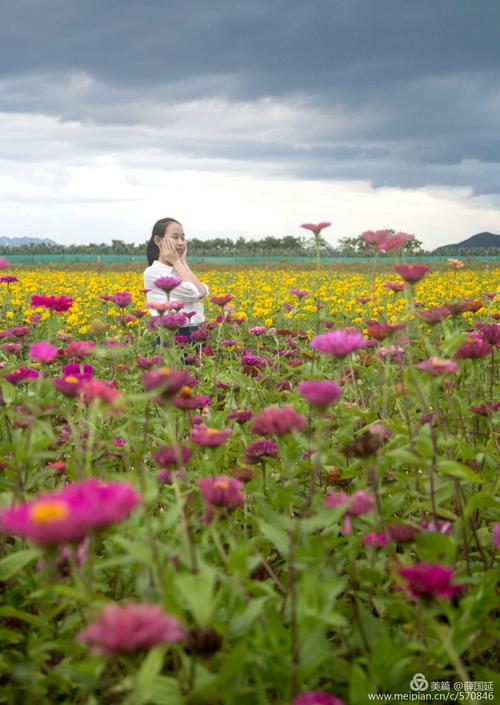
[3,254,500,265]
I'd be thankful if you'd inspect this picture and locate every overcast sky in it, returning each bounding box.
[1,0,499,248]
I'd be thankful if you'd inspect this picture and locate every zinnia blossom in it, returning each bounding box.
[252,405,307,436]
[0,478,141,545]
[417,306,451,324]
[393,264,430,283]
[190,424,232,447]
[0,257,11,269]
[142,367,196,399]
[290,287,310,297]
[198,475,245,511]
[154,276,182,292]
[228,409,253,424]
[455,334,492,359]
[493,524,500,548]
[383,281,405,292]
[151,445,193,468]
[244,438,278,464]
[325,490,375,534]
[300,222,331,235]
[362,532,389,548]
[362,229,414,252]
[417,357,459,376]
[0,275,18,283]
[77,602,184,655]
[311,329,366,357]
[29,340,59,364]
[101,291,132,307]
[297,380,342,407]
[30,294,74,312]
[397,562,465,601]
[4,367,39,384]
[173,386,211,410]
[210,294,233,306]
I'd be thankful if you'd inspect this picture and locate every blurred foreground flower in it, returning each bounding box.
[293,691,345,705]
[78,602,184,655]
[397,562,465,601]
[252,405,307,436]
[311,329,366,357]
[0,479,141,545]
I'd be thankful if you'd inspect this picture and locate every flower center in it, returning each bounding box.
[214,479,230,490]
[64,376,79,384]
[30,499,70,524]
[207,428,220,434]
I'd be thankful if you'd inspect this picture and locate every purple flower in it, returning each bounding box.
[77,602,184,655]
[228,409,253,424]
[397,562,465,601]
[455,334,492,360]
[290,287,310,297]
[362,532,389,548]
[244,438,278,464]
[190,424,232,447]
[417,357,459,376]
[4,367,39,384]
[248,326,267,335]
[161,312,188,329]
[154,276,182,292]
[325,490,375,534]
[475,322,500,346]
[311,329,366,357]
[297,380,342,407]
[0,275,18,284]
[151,445,193,468]
[199,475,245,512]
[252,405,307,436]
[493,523,500,548]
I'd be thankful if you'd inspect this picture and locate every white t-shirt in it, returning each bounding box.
[143,260,209,325]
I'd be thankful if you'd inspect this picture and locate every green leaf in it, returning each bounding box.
[231,597,269,636]
[0,548,39,581]
[436,460,484,483]
[258,520,289,556]
[173,569,216,626]
[349,662,372,705]
[148,676,183,705]
[133,646,166,705]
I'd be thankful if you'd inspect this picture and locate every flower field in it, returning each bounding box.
[0,259,499,705]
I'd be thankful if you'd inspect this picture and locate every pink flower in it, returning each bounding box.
[77,602,184,655]
[0,478,141,545]
[154,276,182,292]
[137,355,162,370]
[362,229,414,252]
[210,294,233,306]
[290,287,310,297]
[1,343,22,355]
[80,379,121,406]
[383,280,405,292]
[455,334,492,360]
[0,275,18,284]
[65,341,96,358]
[417,357,459,376]
[173,386,211,410]
[29,340,59,364]
[420,519,453,536]
[151,445,193,468]
[366,321,406,341]
[228,409,253,424]
[4,367,39,384]
[387,524,417,543]
[393,264,430,283]
[300,222,331,235]
[252,405,307,436]
[101,291,132,307]
[1,326,30,339]
[417,306,451,324]
[190,424,232,447]
[0,257,11,269]
[244,438,278,464]
[325,490,375,534]
[493,524,500,548]
[248,326,267,335]
[397,562,465,601]
[298,380,342,407]
[311,329,366,357]
[293,692,345,705]
[198,475,245,511]
[362,532,389,548]
[376,345,405,364]
[475,322,500,346]
[30,294,74,312]
[142,367,196,400]
[161,312,188,329]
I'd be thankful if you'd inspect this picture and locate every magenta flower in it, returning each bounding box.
[387,524,417,543]
[211,294,233,306]
[80,379,122,406]
[366,321,406,341]
[142,367,196,399]
[455,334,492,359]
[300,222,331,235]
[105,291,132,307]
[190,424,232,447]
[4,367,39,384]
[362,532,389,548]
[198,475,245,511]
[493,524,500,548]
[397,562,465,601]
[1,326,30,339]
[311,329,366,357]
[417,357,459,376]
[1,343,22,355]
[252,405,307,436]
[151,445,193,468]
[0,275,18,284]
[420,519,453,536]
[325,490,375,534]
[417,306,451,324]
[65,341,96,358]
[244,438,278,464]
[29,340,59,364]
[137,355,162,370]
[290,287,310,297]
[30,294,74,312]
[475,322,500,346]
[0,257,11,269]
[228,409,253,424]
[362,229,414,252]
[173,386,211,410]
[293,691,345,705]
[154,276,182,292]
[248,326,267,335]
[383,280,405,292]
[376,345,405,364]
[393,264,430,283]
[77,602,184,655]
[161,312,188,329]
[0,479,141,545]
[297,380,342,407]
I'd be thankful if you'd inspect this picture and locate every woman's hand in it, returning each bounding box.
[158,237,180,265]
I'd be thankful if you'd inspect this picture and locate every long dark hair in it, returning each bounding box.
[146,217,181,265]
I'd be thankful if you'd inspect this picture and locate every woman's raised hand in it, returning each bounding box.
[158,237,180,264]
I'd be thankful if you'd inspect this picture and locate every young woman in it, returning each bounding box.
[143,218,209,338]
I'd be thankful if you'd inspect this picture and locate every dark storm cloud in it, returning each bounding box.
[1,0,499,194]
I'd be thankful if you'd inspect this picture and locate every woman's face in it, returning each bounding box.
[164,222,186,256]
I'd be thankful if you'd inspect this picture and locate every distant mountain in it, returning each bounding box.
[0,236,58,247]
[434,232,500,252]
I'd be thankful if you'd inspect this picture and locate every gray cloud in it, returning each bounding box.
[0,0,499,196]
